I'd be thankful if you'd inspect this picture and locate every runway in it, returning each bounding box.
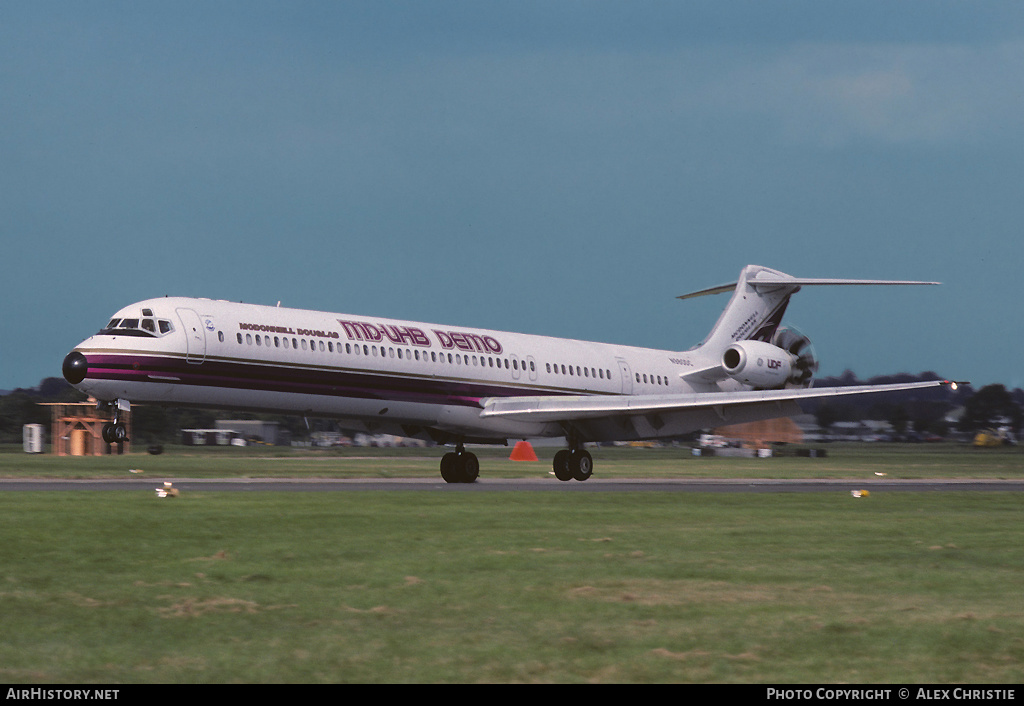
[2,477,1024,492]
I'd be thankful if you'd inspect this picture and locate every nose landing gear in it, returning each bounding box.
[101,422,129,444]
[101,399,131,445]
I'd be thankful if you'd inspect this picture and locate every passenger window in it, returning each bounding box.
[218,331,224,343]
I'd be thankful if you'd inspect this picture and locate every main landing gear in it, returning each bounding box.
[440,442,480,484]
[553,446,593,482]
[101,399,130,445]
[437,439,594,483]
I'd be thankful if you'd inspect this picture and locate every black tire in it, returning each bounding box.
[458,452,480,483]
[440,452,459,483]
[553,449,573,481]
[569,449,593,481]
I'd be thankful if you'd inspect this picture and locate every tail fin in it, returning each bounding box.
[681,265,800,354]
[680,265,940,355]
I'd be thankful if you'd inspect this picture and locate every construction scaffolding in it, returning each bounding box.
[713,416,803,449]
[41,400,131,456]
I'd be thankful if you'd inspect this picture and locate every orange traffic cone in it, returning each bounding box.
[509,440,538,462]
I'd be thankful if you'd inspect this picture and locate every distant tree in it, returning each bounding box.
[0,390,49,442]
[958,384,1022,433]
[887,405,910,437]
[814,401,856,433]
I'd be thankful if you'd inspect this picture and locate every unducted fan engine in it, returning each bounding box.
[721,326,819,390]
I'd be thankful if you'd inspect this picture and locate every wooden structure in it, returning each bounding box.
[713,416,803,449]
[42,400,131,456]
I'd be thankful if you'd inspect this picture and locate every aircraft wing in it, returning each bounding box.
[479,379,957,423]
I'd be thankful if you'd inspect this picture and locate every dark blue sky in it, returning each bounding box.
[2,1,1022,390]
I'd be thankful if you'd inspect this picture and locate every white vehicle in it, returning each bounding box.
[62,264,960,482]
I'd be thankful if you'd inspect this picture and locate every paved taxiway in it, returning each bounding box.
[2,478,1024,492]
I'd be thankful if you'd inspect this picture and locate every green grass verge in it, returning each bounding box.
[1,442,1022,479]
[1,489,1023,683]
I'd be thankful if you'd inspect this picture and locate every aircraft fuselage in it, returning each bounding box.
[63,296,721,446]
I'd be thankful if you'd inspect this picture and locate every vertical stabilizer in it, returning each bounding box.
[683,265,801,355]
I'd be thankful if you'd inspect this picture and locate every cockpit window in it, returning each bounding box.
[97,313,175,338]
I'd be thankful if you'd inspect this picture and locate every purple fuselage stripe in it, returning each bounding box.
[82,354,560,407]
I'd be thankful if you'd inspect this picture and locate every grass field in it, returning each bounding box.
[0,443,1022,683]
[1,441,1022,480]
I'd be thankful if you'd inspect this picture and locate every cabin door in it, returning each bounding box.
[176,308,207,364]
[617,358,633,395]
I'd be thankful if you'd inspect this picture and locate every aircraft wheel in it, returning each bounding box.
[458,452,480,483]
[441,451,479,483]
[553,450,573,481]
[103,422,129,444]
[440,452,460,483]
[569,449,593,481]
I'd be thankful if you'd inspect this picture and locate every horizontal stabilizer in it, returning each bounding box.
[678,276,939,300]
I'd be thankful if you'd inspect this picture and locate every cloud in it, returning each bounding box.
[705,41,1024,147]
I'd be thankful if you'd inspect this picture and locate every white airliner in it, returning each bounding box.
[62,264,959,482]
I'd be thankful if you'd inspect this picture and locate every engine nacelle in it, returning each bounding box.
[722,340,794,389]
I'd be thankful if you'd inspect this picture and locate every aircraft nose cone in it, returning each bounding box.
[63,351,88,385]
